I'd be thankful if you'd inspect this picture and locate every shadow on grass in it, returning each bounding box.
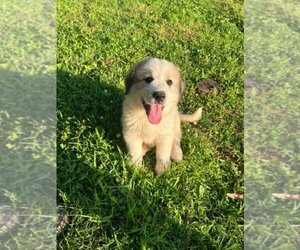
[0,70,55,120]
[57,70,210,249]
[0,70,56,248]
[57,70,124,142]
[57,154,208,249]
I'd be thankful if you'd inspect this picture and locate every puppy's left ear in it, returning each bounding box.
[175,65,184,98]
[179,78,185,98]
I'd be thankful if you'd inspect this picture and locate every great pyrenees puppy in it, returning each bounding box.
[122,58,202,175]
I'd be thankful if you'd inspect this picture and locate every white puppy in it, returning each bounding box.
[122,58,202,175]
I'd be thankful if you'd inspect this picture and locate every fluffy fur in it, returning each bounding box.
[122,58,202,175]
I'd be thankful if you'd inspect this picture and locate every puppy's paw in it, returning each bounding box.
[130,158,143,169]
[171,153,183,162]
[171,145,183,162]
[155,161,168,176]
[155,166,166,176]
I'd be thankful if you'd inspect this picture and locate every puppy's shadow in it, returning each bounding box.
[57,70,206,248]
[57,70,124,145]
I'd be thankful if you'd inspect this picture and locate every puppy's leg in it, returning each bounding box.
[155,137,173,176]
[142,143,151,156]
[171,116,183,162]
[124,136,143,168]
[171,136,183,162]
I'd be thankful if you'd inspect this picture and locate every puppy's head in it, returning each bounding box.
[125,58,184,125]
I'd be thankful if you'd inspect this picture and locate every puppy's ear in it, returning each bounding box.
[124,68,135,95]
[124,59,149,94]
[175,65,184,98]
[179,78,185,98]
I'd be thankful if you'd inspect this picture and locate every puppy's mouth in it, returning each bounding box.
[142,99,164,125]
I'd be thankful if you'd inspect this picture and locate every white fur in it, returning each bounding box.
[122,58,202,175]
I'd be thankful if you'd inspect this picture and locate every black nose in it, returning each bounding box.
[153,91,166,102]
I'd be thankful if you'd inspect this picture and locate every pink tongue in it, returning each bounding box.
[147,104,163,124]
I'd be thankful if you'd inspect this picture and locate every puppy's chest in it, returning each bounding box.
[143,122,172,145]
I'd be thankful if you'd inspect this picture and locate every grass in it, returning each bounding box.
[245,0,300,248]
[57,0,244,249]
[0,0,56,249]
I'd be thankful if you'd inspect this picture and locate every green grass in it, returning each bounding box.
[245,0,300,248]
[0,0,56,249]
[57,0,244,249]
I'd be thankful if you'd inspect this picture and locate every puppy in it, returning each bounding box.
[122,58,202,175]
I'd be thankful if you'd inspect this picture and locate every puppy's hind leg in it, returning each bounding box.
[171,136,183,162]
[171,115,183,162]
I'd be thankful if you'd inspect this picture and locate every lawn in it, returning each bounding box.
[245,0,300,248]
[1,1,56,249]
[57,0,244,249]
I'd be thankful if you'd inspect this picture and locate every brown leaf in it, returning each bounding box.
[244,77,263,94]
[197,78,220,94]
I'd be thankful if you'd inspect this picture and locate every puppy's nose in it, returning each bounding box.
[153,91,166,103]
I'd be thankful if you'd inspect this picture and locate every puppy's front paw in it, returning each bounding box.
[155,160,169,176]
[130,158,143,169]
[155,165,166,176]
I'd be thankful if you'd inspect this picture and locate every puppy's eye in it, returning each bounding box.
[144,76,154,83]
[166,79,173,86]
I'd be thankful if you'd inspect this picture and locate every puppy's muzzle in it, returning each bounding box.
[153,91,166,104]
